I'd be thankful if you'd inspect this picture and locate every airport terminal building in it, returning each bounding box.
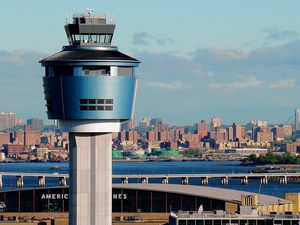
[0,184,297,215]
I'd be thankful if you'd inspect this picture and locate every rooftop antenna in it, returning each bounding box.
[86,8,94,17]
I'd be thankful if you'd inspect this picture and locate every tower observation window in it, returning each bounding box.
[53,66,73,76]
[82,66,110,76]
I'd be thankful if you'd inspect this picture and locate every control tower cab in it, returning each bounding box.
[40,11,139,133]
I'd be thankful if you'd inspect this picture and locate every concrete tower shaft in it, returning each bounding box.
[40,10,140,225]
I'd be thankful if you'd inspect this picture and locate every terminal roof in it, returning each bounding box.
[113,183,291,205]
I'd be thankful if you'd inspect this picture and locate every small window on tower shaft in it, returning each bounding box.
[80,99,88,104]
[97,99,105,104]
[105,106,113,111]
[105,99,113,104]
[88,99,96,104]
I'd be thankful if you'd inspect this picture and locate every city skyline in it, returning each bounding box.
[1,1,300,125]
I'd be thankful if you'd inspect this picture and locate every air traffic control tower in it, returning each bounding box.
[39,11,140,225]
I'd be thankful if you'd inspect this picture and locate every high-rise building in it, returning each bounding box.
[211,116,221,129]
[195,120,210,138]
[27,118,44,131]
[0,112,16,131]
[39,11,140,225]
[283,124,293,138]
[233,122,243,140]
[295,109,300,130]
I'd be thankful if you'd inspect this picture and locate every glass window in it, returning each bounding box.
[196,220,204,225]
[96,106,104,111]
[80,99,88,104]
[112,189,122,212]
[118,67,133,76]
[205,220,212,225]
[167,193,181,212]
[182,195,196,211]
[121,190,136,212]
[53,66,73,76]
[232,220,239,224]
[80,106,88,111]
[187,220,195,225]
[222,220,229,225]
[105,99,113,104]
[137,190,151,212]
[179,220,187,225]
[88,99,96,104]
[97,99,105,104]
[240,220,248,225]
[82,66,110,75]
[35,189,48,212]
[257,220,266,225]
[152,191,166,212]
[105,106,113,111]
[248,220,257,225]
[214,220,221,225]
[88,106,96,111]
[20,190,33,212]
[5,191,19,212]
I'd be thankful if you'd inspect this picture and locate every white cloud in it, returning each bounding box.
[208,78,262,90]
[146,81,186,90]
[269,79,296,88]
[229,77,262,89]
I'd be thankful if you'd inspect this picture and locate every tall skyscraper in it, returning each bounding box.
[295,109,300,130]
[40,11,140,225]
[0,112,16,131]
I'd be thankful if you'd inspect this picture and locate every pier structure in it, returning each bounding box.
[39,10,139,225]
[112,172,300,185]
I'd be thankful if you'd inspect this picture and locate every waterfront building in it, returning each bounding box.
[0,133,10,146]
[0,112,16,131]
[39,10,139,225]
[13,127,40,146]
[225,148,268,157]
[3,144,24,157]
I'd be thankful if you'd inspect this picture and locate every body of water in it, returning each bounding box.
[0,161,298,198]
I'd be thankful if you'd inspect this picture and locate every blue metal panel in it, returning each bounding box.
[43,76,136,120]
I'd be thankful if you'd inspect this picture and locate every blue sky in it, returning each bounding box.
[1,0,300,125]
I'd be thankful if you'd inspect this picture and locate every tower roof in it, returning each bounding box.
[40,48,140,65]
